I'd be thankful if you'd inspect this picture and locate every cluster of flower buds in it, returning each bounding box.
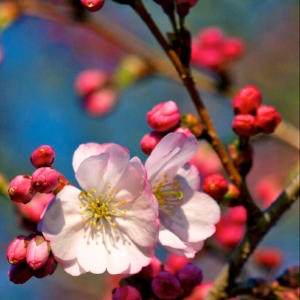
[74,69,116,117]
[7,233,57,284]
[80,0,105,12]
[141,101,204,155]
[191,27,244,72]
[232,85,281,137]
[214,206,247,249]
[112,255,203,299]
[7,145,67,205]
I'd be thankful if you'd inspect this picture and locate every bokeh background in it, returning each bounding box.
[0,0,299,299]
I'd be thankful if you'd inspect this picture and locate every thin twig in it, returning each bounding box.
[205,172,300,300]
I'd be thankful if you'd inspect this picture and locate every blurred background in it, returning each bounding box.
[0,0,299,299]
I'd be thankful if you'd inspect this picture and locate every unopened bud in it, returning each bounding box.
[8,175,34,203]
[202,174,229,201]
[164,254,191,274]
[232,114,257,137]
[112,285,142,300]
[180,113,204,137]
[53,173,70,195]
[140,132,164,155]
[138,256,163,280]
[8,262,33,284]
[146,101,181,132]
[197,27,224,47]
[176,0,198,18]
[256,105,281,134]
[30,145,55,168]
[222,37,244,59]
[177,263,203,293]
[152,271,182,299]
[6,235,27,264]
[31,167,59,194]
[173,126,192,136]
[233,85,262,115]
[253,247,284,270]
[222,184,241,206]
[26,235,50,270]
[75,69,108,96]
[33,253,58,278]
[80,0,105,12]
[214,222,244,249]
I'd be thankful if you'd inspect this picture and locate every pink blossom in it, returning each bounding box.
[202,173,229,201]
[32,253,58,278]
[30,145,55,168]
[31,167,59,194]
[40,143,159,275]
[232,114,257,137]
[145,133,220,258]
[8,175,35,203]
[146,101,181,132]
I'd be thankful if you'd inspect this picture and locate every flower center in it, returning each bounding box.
[152,174,183,216]
[78,184,126,229]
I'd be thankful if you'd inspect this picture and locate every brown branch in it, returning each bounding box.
[205,172,300,300]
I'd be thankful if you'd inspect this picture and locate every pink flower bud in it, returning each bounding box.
[6,235,27,264]
[75,69,108,96]
[138,256,163,280]
[197,27,224,48]
[232,85,262,115]
[232,114,257,137]
[202,174,229,201]
[147,101,181,132]
[140,132,164,155]
[177,263,203,293]
[256,105,281,133]
[33,253,58,278]
[8,262,33,284]
[173,126,192,136]
[191,47,224,70]
[31,167,59,194]
[112,285,142,300]
[26,235,50,270]
[176,0,198,18]
[151,271,182,299]
[226,206,247,224]
[30,145,55,168]
[84,88,116,117]
[253,247,284,269]
[80,0,105,12]
[222,37,244,59]
[8,175,34,203]
[164,254,191,274]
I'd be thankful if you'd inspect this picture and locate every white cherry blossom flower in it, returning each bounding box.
[40,143,159,275]
[145,132,221,258]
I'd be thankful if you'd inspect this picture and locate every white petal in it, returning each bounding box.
[72,142,113,172]
[59,258,86,276]
[113,157,147,202]
[176,163,200,191]
[41,186,84,261]
[76,227,108,274]
[146,133,198,182]
[115,186,159,247]
[158,224,186,249]
[75,153,109,192]
[160,190,220,243]
[163,241,204,258]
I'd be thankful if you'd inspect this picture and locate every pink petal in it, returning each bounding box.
[115,186,159,247]
[41,186,84,261]
[145,133,198,181]
[75,153,109,192]
[72,142,113,172]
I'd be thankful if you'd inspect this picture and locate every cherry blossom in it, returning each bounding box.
[145,132,220,258]
[40,143,159,275]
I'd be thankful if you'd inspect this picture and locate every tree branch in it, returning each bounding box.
[205,172,300,300]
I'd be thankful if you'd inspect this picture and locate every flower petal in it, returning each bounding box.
[72,142,113,172]
[115,185,159,247]
[41,186,84,261]
[176,163,201,191]
[59,258,86,276]
[146,133,198,182]
[75,153,109,192]
[160,189,220,243]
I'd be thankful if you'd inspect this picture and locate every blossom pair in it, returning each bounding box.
[40,132,220,275]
